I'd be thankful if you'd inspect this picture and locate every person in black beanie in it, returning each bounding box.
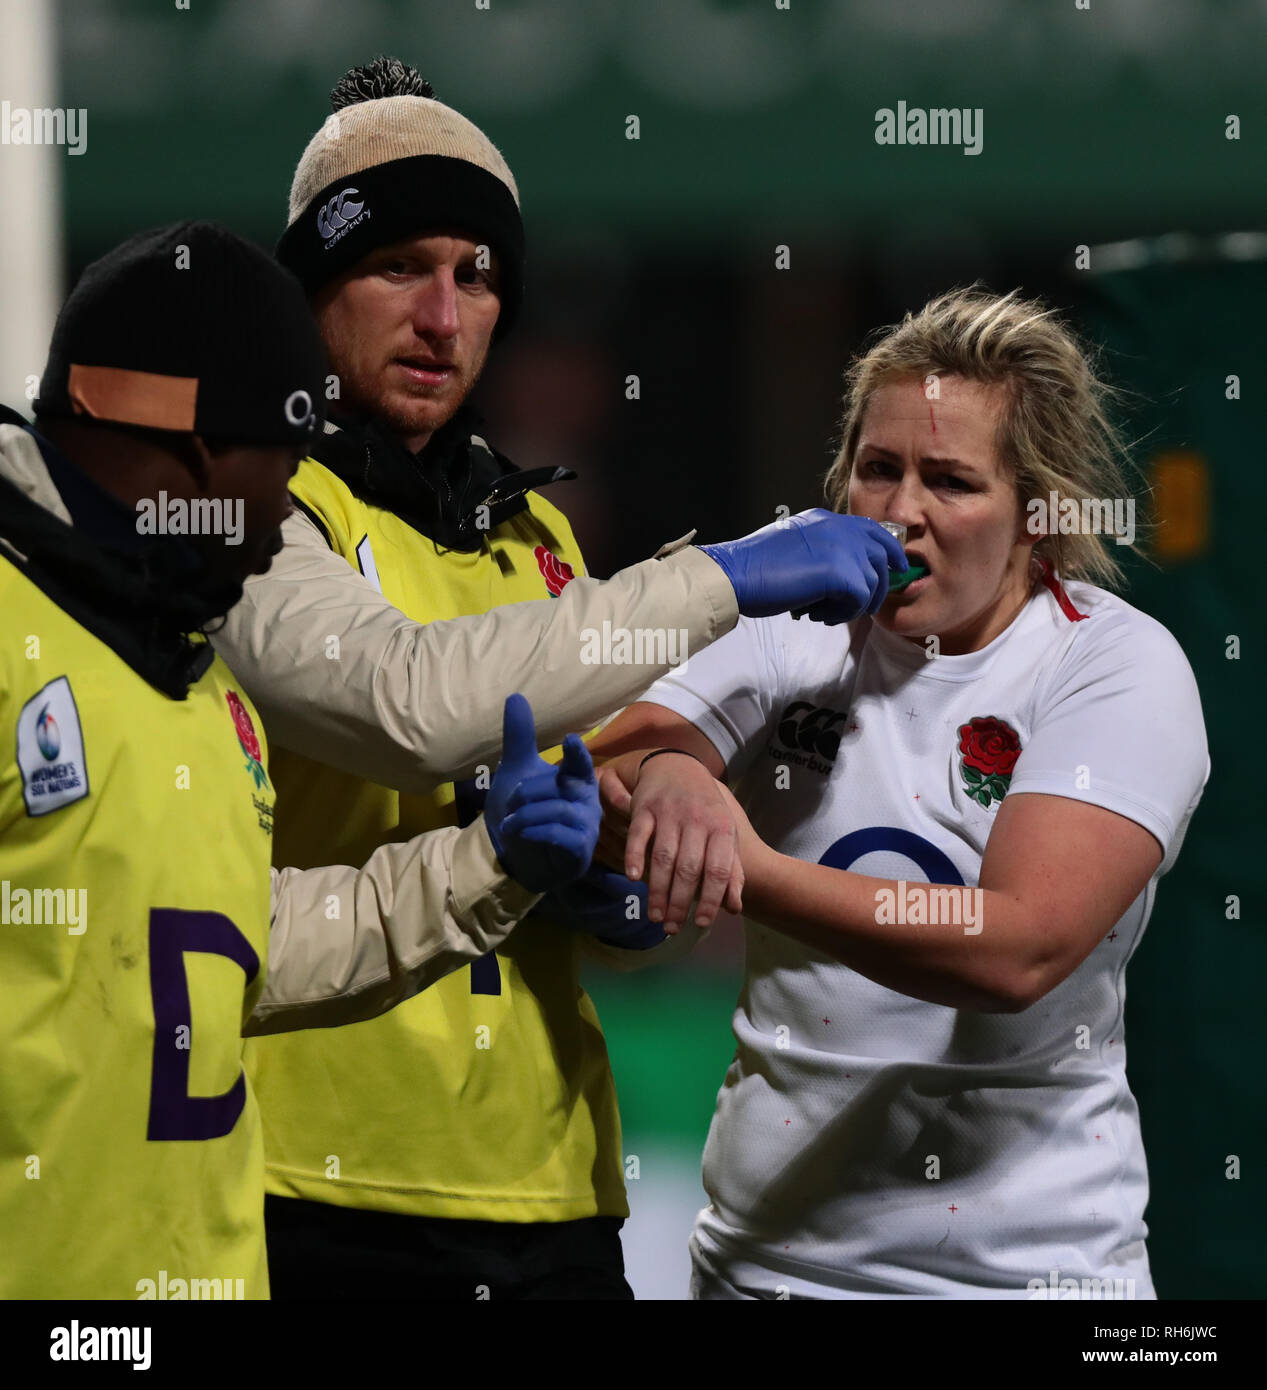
[0,219,610,1298]
[28,219,326,596]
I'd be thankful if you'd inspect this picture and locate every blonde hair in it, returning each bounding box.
[823,286,1145,589]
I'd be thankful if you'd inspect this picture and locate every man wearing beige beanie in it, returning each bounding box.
[210,56,911,1299]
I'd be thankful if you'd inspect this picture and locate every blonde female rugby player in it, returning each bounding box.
[588,288,1209,1300]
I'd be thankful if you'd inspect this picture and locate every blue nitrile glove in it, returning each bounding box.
[485,694,601,893]
[538,864,667,950]
[699,509,909,624]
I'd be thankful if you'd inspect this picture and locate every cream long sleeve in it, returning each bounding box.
[210,511,739,796]
[249,815,539,1035]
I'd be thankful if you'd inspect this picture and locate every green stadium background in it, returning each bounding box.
[34,0,1265,1298]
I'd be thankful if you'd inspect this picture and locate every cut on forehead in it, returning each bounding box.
[862,371,1009,413]
[857,373,1010,453]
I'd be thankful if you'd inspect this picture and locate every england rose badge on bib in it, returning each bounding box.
[18,676,89,816]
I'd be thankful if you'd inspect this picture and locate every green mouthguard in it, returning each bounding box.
[888,564,929,593]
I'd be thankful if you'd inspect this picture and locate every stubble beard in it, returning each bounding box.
[346,362,480,454]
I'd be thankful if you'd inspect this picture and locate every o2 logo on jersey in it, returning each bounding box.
[775,702,848,765]
[35,704,60,761]
[820,826,965,885]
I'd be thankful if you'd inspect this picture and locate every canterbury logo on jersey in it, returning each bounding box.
[317,188,368,245]
[774,702,848,765]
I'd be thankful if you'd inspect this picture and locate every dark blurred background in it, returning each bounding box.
[12,0,1264,1298]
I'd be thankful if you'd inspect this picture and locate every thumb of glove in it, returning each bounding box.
[557,732,597,793]
[499,693,541,777]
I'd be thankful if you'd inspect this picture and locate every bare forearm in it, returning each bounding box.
[744,852,1044,1013]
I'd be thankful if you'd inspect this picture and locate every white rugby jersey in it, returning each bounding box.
[644,567,1208,1298]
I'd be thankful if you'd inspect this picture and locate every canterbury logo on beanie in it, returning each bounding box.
[317,188,368,243]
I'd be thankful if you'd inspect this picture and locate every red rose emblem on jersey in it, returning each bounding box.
[227,690,269,788]
[535,545,576,597]
[957,716,1021,809]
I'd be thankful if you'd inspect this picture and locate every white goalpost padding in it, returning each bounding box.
[0,0,63,417]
